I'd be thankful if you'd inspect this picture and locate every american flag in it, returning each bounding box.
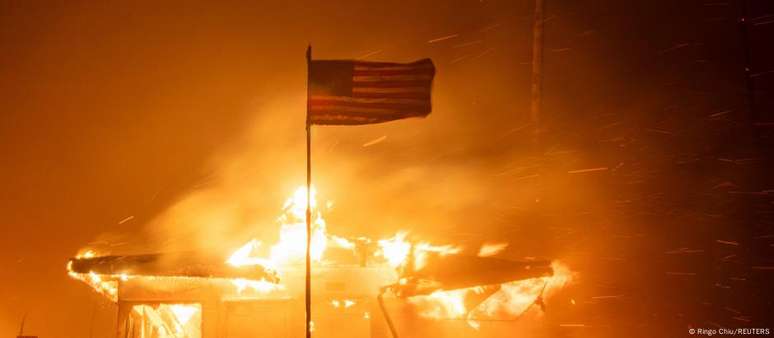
[307,58,435,125]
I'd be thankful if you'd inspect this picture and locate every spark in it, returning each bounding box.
[716,240,739,246]
[666,272,697,276]
[450,54,471,64]
[567,167,608,174]
[591,295,624,300]
[658,42,691,55]
[358,50,383,59]
[362,136,387,147]
[428,34,459,43]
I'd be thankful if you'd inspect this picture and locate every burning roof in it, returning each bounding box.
[67,186,573,334]
[68,252,278,282]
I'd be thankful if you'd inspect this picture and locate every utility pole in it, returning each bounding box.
[739,0,755,127]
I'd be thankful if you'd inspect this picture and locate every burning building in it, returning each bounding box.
[67,187,571,338]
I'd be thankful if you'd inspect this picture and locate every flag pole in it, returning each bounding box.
[530,0,544,146]
[305,44,313,338]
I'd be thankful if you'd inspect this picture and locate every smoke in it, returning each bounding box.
[0,315,15,338]
[98,46,608,267]
[137,86,518,258]
[137,94,304,254]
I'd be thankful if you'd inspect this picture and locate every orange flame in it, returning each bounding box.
[477,242,508,257]
[71,184,575,330]
[408,261,573,327]
[376,232,462,270]
[228,186,328,273]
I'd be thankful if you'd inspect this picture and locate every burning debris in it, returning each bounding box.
[477,242,509,257]
[68,186,573,337]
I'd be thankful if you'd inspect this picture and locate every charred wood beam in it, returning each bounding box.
[68,252,278,283]
[396,255,552,296]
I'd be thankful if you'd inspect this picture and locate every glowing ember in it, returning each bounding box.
[477,242,509,257]
[77,249,96,259]
[66,269,119,302]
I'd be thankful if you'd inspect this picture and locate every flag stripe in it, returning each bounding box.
[353,88,430,95]
[310,101,430,112]
[353,80,432,88]
[352,91,430,99]
[313,112,419,117]
[310,100,429,111]
[310,117,409,125]
[352,68,436,76]
[353,59,433,68]
[309,111,427,125]
[354,74,434,82]
[310,105,428,115]
[310,95,429,105]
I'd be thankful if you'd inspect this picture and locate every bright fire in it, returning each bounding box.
[70,184,574,330]
[477,242,509,257]
[331,299,357,309]
[131,303,202,337]
[169,304,198,326]
[376,231,462,270]
[408,261,573,327]
[227,186,331,272]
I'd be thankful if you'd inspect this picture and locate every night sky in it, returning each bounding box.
[1,1,773,337]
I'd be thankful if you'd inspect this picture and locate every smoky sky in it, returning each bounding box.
[2,1,773,337]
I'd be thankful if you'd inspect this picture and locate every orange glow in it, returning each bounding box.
[331,299,357,308]
[225,186,334,294]
[228,186,328,272]
[477,242,509,257]
[227,239,272,268]
[377,232,412,268]
[475,261,573,318]
[232,278,283,294]
[413,241,462,270]
[408,261,573,327]
[131,303,202,338]
[376,232,462,270]
[77,249,96,259]
[70,184,574,330]
[66,269,119,302]
[409,287,475,319]
[273,186,328,263]
[169,304,198,326]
